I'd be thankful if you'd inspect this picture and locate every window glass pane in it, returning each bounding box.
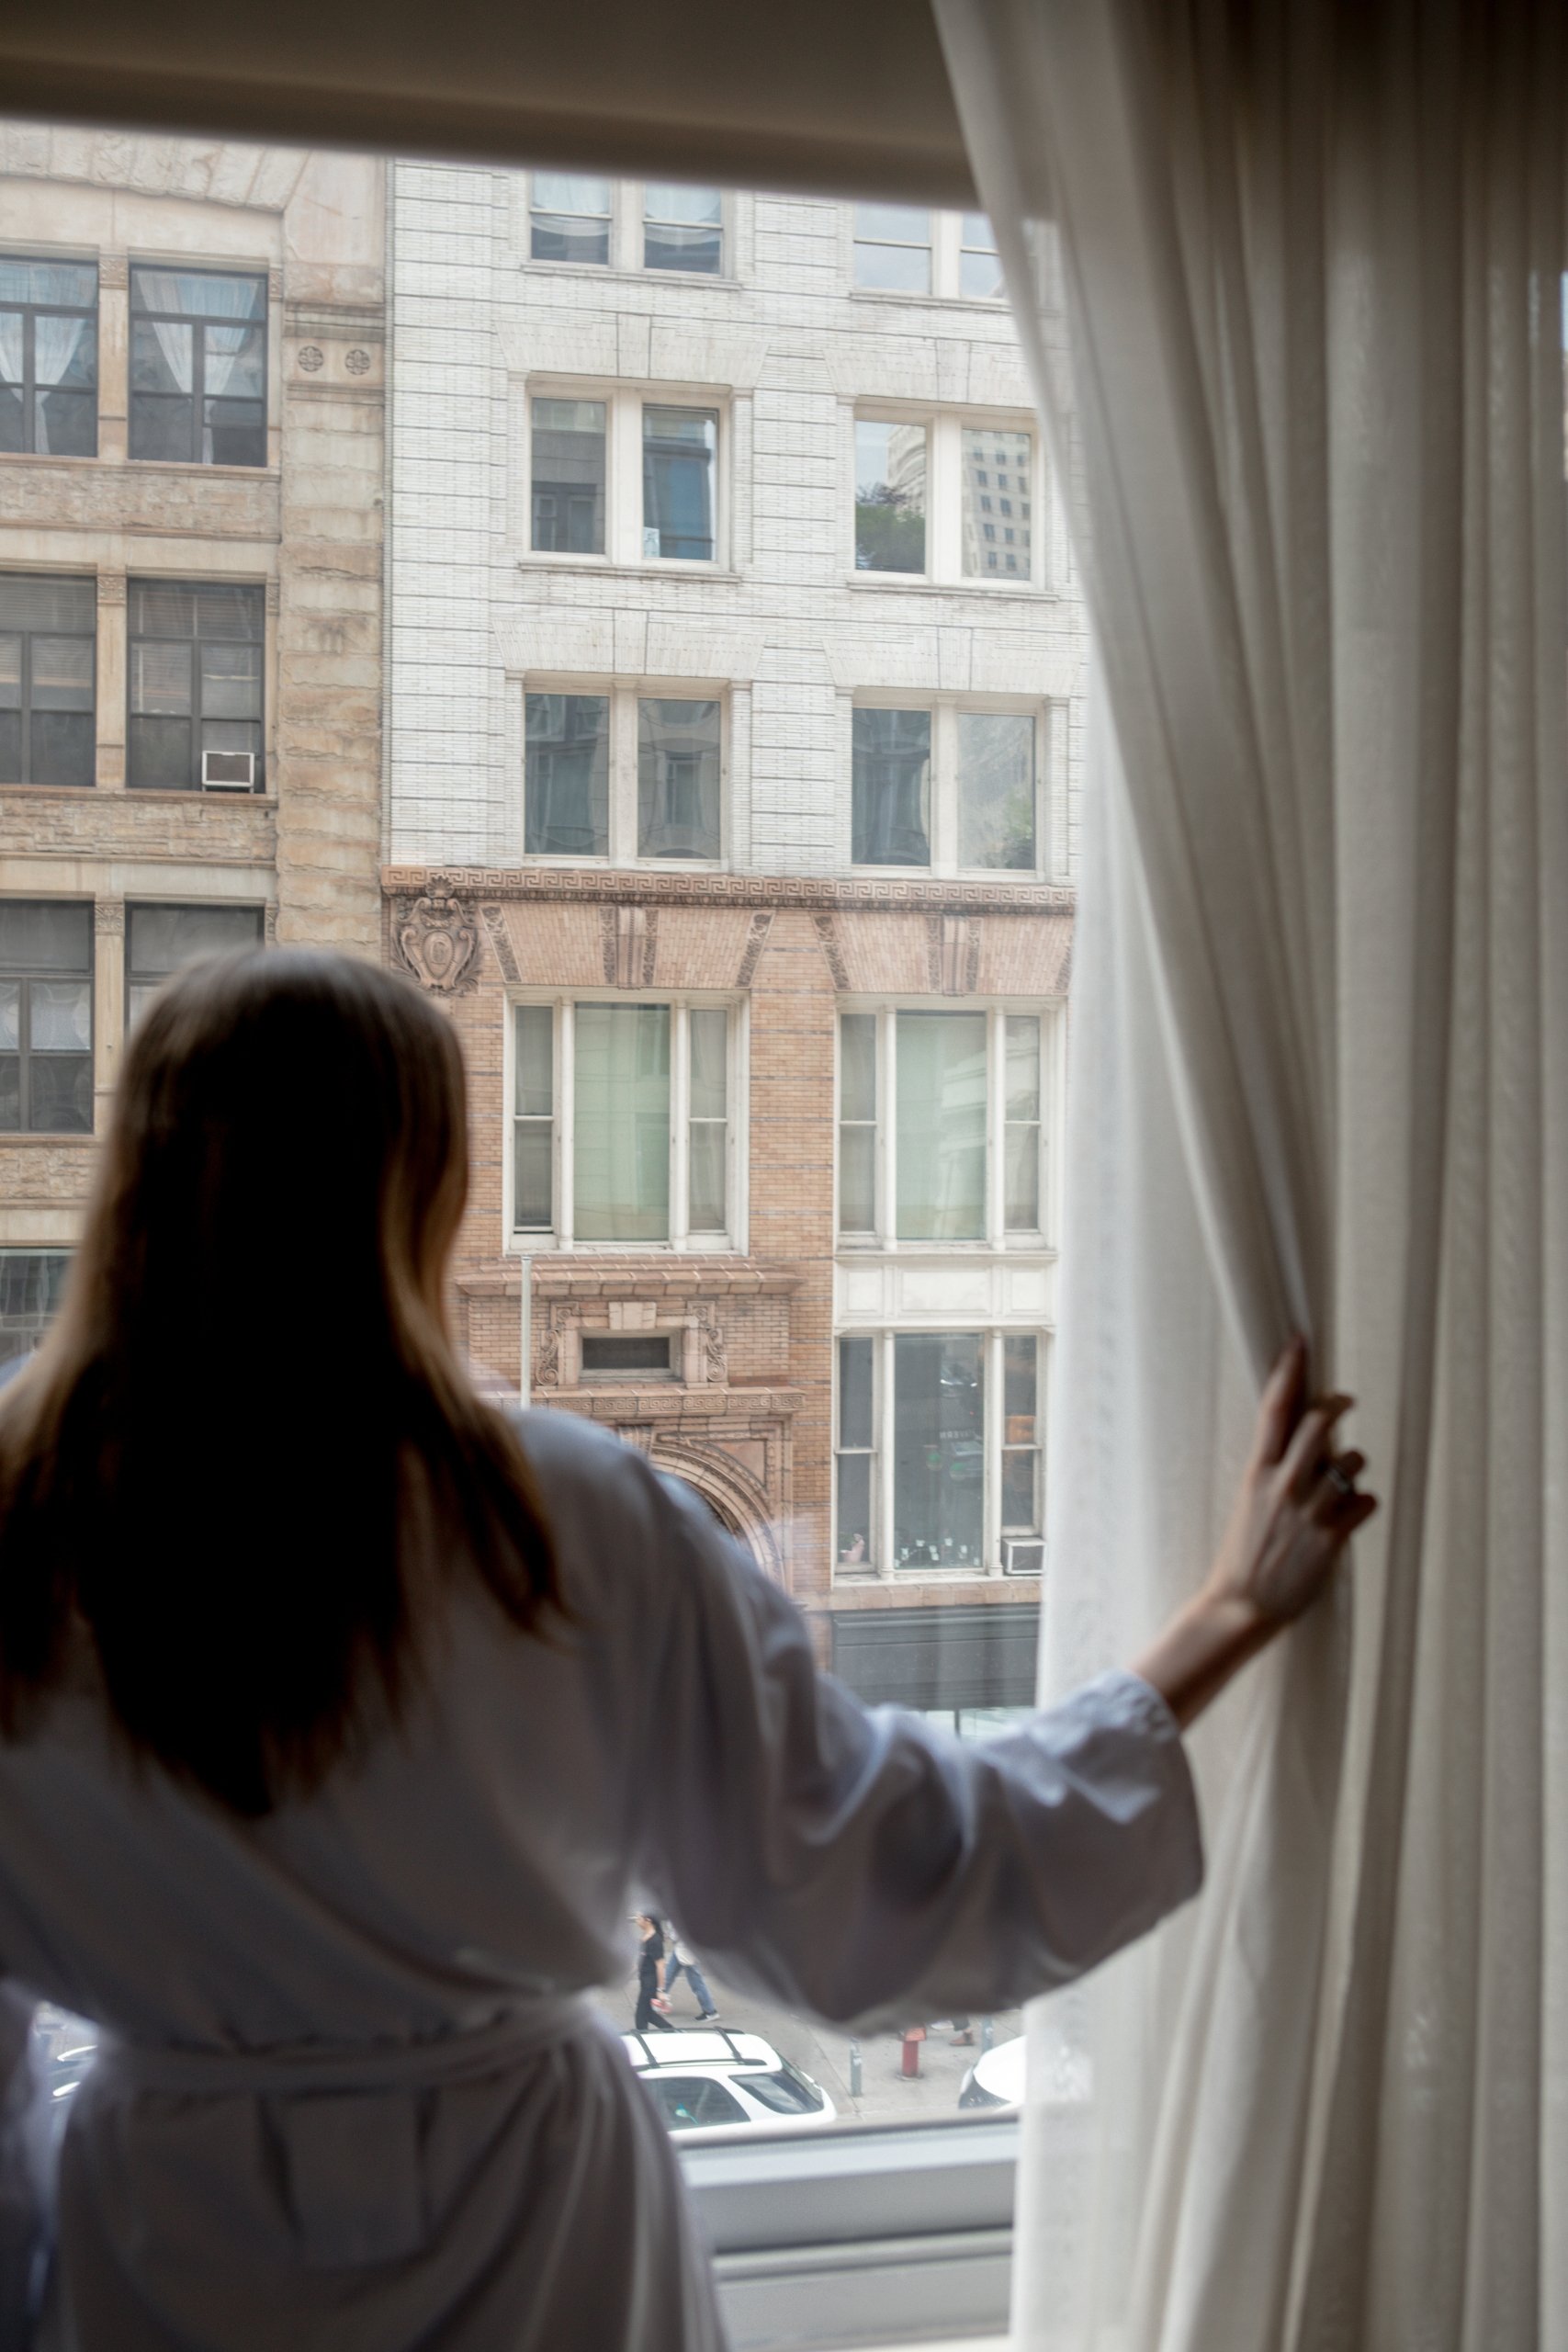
[637,698,720,859]
[893,1333,984,1568]
[573,1004,671,1241]
[0,578,96,634]
[30,637,93,710]
[962,426,1032,581]
[191,584,264,641]
[896,1012,987,1240]
[0,902,90,972]
[852,206,932,292]
[0,1250,71,1374]
[840,1012,876,1122]
[131,640,193,715]
[957,709,1036,869]
[642,407,717,560]
[0,261,96,307]
[0,638,17,709]
[852,707,930,866]
[839,1336,874,1450]
[130,318,193,395]
[201,641,263,719]
[204,323,265,401]
[525,692,609,855]
[127,904,263,986]
[1004,1125,1040,1232]
[513,1002,553,1119]
[836,1454,872,1566]
[530,176,613,265]
[645,2076,748,2131]
[131,269,265,319]
[28,980,90,1052]
[854,419,926,572]
[839,1126,875,1232]
[130,718,194,787]
[959,215,1005,300]
[27,1053,92,1134]
[1004,1334,1038,1439]
[1006,1016,1041,1121]
[743,2066,826,2116]
[0,370,21,454]
[581,1335,673,1376]
[644,185,723,274]
[29,715,94,789]
[531,398,606,555]
[688,1125,727,1233]
[204,401,265,468]
[0,981,17,1048]
[688,1008,728,1121]
[514,1123,554,1231]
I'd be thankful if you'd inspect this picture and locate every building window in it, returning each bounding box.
[837,1007,1050,1245]
[529,174,614,265]
[0,1250,71,1379]
[642,406,717,560]
[0,901,92,1136]
[128,581,265,791]
[530,398,607,554]
[958,215,1005,300]
[0,575,96,787]
[960,426,1032,579]
[852,207,1007,302]
[129,268,266,468]
[852,702,1043,876]
[0,257,97,457]
[643,185,724,274]
[580,1332,677,1381]
[512,998,738,1249]
[835,1330,1044,1575]
[125,902,265,1027]
[853,410,1041,588]
[524,685,723,864]
[525,387,725,569]
[852,204,932,293]
[854,419,927,573]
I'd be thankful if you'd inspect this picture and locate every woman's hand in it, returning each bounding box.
[1133,1337,1376,1729]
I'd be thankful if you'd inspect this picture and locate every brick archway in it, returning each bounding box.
[650,1437,784,1583]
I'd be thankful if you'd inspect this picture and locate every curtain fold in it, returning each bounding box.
[934,2,1568,2344]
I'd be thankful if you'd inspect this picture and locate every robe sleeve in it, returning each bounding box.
[0,1987,43,2351]
[631,1470,1203,2029]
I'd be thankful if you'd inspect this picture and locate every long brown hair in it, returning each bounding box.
[0,950,558,1817]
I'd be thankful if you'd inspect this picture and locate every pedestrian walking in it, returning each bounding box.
[633,1913,675,2033]
[663,1929,719,2021]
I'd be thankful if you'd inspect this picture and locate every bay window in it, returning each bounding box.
[838,1008,1050,1245]
[834,1329,1044,1575]
[512,997,739,1249]
[525,686,723,862]
[851,700,1047,876]
[852,407,1043,588]
[526,386,726,568]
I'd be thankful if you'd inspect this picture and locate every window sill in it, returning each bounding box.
[0,1133,96,1147]
[835,867,1057,888]
[514,555,741,585]
[120,789,276,807]
[0,450,103,467]
[518,260,742,294]
[122,458,277,481]
[843,574,1054,603]
[849,288,1011,317]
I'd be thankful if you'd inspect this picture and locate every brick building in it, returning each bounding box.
[386,171,1085,1704]
[0,125,385,1371]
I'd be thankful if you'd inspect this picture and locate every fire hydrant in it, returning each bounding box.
[899,2025,926,2078]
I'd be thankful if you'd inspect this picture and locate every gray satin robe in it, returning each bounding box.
[0,1409,1203,2348]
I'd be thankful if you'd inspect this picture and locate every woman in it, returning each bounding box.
[634,1916,675,2034]
[0,953,1371,2350]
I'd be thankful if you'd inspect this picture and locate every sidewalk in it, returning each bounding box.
[596,1966,1021,2126]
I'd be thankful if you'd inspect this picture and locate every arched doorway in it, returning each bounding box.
[650,1438,784,1582]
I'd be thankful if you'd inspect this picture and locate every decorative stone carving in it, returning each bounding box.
[603,904,656,988]
[703,1317,728,1385]
[737,909,773,987]
[298,345,324,372]
[382,866,1074,916]
[94,899,125,936]
[393,876,480,995]
[265,580,281,616]
[813,911,850,991]
[928,912,981,996]
[96,571,126,605]
[533,1311,562,1389]
[97,254,129,290]
[480,904,521,982]
[345,348,371,376]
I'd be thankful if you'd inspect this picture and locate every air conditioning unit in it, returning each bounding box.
[201,750,256,791]
[1001,1537,1044,1577]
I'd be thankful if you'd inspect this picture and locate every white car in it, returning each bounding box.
[622,2028,838,2135]
[957,2030,1092,2111]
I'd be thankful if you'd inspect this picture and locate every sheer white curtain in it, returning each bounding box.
[935,3,1568,2345]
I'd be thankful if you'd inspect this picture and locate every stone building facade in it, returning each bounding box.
[0,125,384,1366]
[386,170,1085,1703]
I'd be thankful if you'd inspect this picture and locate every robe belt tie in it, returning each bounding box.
[91,1996,600,2268]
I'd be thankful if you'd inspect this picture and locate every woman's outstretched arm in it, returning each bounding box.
[1134,1336,1375,1729]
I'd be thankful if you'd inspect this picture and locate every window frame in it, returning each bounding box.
[127,264,268,470]
[833,1324,1047,1582]
[523,382,730,573]
[125,578,267,794]
[521,679,728,866]
[0,1247,73,1374]
[0,254,98,458]
[850,206,1009,306]
[523,176,734,282]
[0,898,94,1137]
[847,694,1054,882]
[835,1001,1057,1251]
[851,403,1047,591]
[505,989,748,1255]
[0,572,96,788]
[123,900,266,1028]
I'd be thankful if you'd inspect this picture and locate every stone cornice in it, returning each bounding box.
[458,1257,803,1298]
[385,866,1076,917]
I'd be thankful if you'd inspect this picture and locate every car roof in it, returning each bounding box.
[622,2029,781,2072]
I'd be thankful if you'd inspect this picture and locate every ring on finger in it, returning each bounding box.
[1324,1461,1357,1499]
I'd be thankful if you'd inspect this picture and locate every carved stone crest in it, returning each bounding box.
[395,876,480,994]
